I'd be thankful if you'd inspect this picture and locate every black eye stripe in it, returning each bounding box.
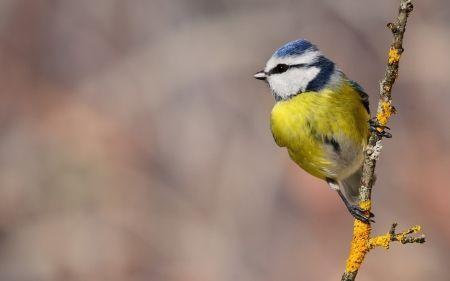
[270,64,288,75]
[268,63,309,75]
[290,63,308,68]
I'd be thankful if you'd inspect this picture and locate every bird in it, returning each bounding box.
[253,39,388,223]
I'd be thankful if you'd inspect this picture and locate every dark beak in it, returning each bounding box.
[253,70,267,81]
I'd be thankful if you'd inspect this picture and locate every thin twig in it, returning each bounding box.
[340,1,423,280]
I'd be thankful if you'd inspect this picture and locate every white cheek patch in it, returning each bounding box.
[268,66,320,99]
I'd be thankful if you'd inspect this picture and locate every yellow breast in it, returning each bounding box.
[270,82,369,180]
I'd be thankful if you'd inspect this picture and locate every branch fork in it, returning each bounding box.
[368,223,426,250]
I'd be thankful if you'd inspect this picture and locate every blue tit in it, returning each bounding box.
[254,39,375,222]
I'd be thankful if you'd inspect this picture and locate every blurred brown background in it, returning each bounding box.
[0,0,449,280]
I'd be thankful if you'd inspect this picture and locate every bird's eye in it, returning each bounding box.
[270,64,289,75]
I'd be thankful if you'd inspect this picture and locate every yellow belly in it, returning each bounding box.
[270,83,369,180]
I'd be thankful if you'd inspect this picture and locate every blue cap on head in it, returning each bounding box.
[274,39,318,58]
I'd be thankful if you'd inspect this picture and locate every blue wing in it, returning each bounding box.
[348,80,370,114]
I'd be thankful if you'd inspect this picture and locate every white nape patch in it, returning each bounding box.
[265,51,321,72]
[267,66,320,100]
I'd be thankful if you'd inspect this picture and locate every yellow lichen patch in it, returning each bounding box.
[376,100,394,127]
[367,225,423,251]
[368,234,391,249]
[410,225,421,233]
[397,225,422,242]
[345,220,372,273]
[388,47,401,64]
[359,200,371,211]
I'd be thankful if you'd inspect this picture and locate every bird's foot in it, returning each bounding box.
[347,204,375,224]
[369,118,392,138]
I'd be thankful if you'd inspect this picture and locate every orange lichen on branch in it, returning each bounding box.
[345,221,425,273]
[359,200,371,211]
[344,198,424,274]
[345,220,371,273]
[395,225,423,243]
[376,100,395,126]
[369,225,424,250]
[344,200,373,273]
[368,233,391,249]
[388,47,401,64]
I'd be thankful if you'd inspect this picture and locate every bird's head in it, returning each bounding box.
[254,39,337,101]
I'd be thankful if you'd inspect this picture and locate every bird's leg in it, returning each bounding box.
[336,189,375,224]
[326,178,375,223]
[369,118,392,138]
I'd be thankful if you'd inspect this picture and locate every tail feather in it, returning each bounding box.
[339,169,363,204]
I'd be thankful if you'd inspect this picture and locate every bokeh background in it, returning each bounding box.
[1,0,449,280]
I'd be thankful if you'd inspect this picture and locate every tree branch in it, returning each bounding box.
[340,1,425,280]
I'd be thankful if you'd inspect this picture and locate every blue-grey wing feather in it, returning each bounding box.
[348,80,370,114]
